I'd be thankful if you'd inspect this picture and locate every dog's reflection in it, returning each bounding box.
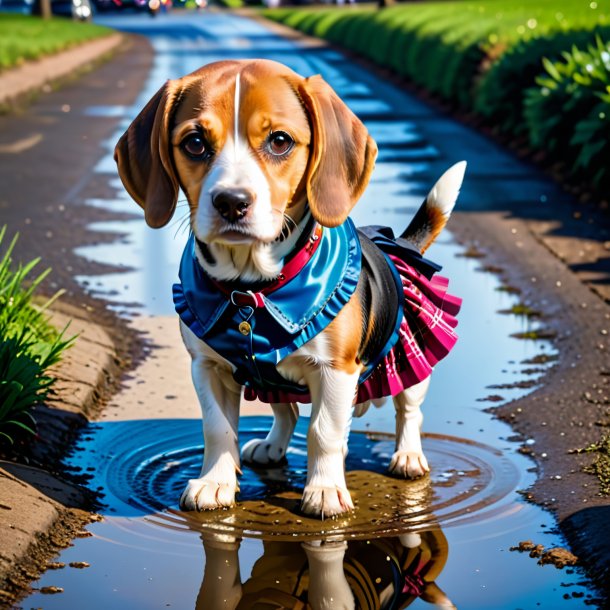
[195,527,455,610]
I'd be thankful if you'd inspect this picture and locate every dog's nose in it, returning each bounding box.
[212,188,254,223]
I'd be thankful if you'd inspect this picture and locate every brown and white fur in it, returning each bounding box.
[115,59,466,518]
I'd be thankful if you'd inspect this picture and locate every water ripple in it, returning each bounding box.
[68,417,521,542]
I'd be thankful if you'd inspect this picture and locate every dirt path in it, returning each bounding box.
[0,34,154,608]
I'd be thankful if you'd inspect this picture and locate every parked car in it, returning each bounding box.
[93,0,147,11]
[0,0,34,13]
[30,0,93,20]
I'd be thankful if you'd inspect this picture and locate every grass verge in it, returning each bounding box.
[0,226,75,446]
[262,0,610,202]
[0,13,112,71]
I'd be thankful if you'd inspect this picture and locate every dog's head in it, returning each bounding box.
[114,60,377,279]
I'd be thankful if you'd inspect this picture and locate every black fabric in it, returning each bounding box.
[358,225,441,280]
[356,231,401,369]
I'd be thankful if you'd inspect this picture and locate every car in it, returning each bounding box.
[92,0,150,11]
[30,0,93,20]
[0,0,34,13]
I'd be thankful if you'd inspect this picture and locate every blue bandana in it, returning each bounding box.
[173,219,361,397]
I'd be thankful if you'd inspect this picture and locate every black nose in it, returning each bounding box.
[212,188,254,223]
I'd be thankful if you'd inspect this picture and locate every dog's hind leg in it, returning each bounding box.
[389,376,431,479]
[241,402,298,466]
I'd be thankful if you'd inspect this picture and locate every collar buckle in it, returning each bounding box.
[230,290,265,309]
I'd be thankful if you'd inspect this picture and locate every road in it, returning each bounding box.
[4,8,610,608]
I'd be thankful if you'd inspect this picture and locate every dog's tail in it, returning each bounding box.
[401,161,467,254]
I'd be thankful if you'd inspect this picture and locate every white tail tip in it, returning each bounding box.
[427,161,467,216]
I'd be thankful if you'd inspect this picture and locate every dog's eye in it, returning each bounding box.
[267,131,294,157]
[181,134,207,158]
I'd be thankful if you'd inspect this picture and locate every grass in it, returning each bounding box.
[262,0,609,109]
[262,0,610,201]
[0,13,112,71]
[0,226,75,446]
[574,432,610,495]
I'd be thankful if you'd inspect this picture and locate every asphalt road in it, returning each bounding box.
[2,8,610,607]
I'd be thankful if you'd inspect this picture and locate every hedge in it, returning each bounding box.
[524,38,610,194]
[262,0,610,201]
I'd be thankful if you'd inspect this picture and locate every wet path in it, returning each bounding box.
[23,12,599,608]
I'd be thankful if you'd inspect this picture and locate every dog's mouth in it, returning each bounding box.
[214,221,285,245]
[215,229,259,245]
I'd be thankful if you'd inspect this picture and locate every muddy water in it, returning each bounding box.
[21,12,599,609]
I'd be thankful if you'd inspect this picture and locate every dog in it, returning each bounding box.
[196,473,455,610]
[114,59,465,518]
[197,530,454,610]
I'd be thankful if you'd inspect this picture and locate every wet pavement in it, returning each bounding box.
[18,11,603,609]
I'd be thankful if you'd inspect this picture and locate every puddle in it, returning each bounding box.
[20,12,601,610]
[58,420,522,539]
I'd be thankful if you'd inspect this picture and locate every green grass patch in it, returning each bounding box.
[0,13,112,71]
[216,0,245,7]
[262,0,610,201]
[0,226,75,446]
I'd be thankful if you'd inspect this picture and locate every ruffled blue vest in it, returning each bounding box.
[173,219,361,398]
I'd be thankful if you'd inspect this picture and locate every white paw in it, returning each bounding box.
[389,450,429,479]
[179,477,237,511]
[301,485,354,518]
[241,438,286,465]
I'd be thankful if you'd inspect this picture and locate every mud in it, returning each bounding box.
[0,506,93,607]
[510,541,579,569]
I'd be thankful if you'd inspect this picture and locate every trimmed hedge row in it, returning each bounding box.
[263,1,610,201]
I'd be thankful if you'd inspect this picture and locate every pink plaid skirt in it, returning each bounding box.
[244,254,461,405]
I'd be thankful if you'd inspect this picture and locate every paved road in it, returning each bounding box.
[8,9,610,607]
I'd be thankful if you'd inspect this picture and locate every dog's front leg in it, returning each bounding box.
[301,368,358,518]
[196,534,242,610]
[303,540,354,610]
[180,349,241,511]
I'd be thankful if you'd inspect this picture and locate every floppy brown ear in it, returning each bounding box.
[114,80,182,228]
[298,75,377,227]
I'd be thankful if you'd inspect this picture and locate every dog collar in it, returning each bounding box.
[206,222,324,311]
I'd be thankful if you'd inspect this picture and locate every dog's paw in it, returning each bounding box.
[301,485,354,518]
[388,450,429,479]
[179,478,237,511]
[241,438,286,466]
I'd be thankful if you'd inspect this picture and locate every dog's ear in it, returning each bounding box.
[298,75,377,228]
[114,80,182,228]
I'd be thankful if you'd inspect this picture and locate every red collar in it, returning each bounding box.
[205,223,323,309]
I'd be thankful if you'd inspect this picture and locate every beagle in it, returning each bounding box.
[198,529,454,610]
[115,59,465,518]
